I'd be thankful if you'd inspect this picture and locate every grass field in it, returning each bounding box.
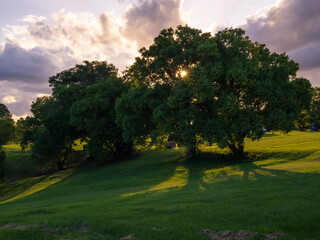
[0,131,320,239]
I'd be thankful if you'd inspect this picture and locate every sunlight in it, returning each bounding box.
[202,165,280,183]
[181,70,187,77]
[176,70,188,78]
[122,165,189,197]
[0,169,73,204]
[202,166,235,184]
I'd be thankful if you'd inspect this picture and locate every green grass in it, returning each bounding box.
[0,131,320,239]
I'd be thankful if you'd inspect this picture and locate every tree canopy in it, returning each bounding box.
[70,76,133,160]
[22,60,133,170]
[18,26,313,168]
[0,103,14,146]
[0,103,14,179]
[117,26,312,158]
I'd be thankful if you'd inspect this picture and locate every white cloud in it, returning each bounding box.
[123,0,186,48]
[12,114,29,121]
[0,0,187,117]
[37,93,51,98]
[2,96,17,104]
[21,15,47,24]
[4,9,137,70]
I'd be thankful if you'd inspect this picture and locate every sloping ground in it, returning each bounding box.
[0,131,320,239]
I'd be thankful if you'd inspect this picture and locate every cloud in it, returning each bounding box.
[289,42,320,71]
[0,80,51,117]
[4,9,137,70]
[244,0,320,52]
[298,67,320,84]
[1,0,186,117]
[0,43,64,83]
[123,0,186,48]
[243,0,320,85]
[2,96,17,104]
[1,9,137,117]
[3,1,186,72]
[22,15,47,24]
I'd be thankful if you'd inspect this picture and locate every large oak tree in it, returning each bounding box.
[117,26,312,158]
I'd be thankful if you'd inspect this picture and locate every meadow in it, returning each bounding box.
[0,131,320,239]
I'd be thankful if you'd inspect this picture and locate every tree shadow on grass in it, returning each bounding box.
[0,169,73,204]
[198,149,315,168]
[120,149,318,198]
[118,150,320,238]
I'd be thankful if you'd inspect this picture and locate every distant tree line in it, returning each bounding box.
[294,87,320,130]
[0,26,316,175]
[0,103,15,179]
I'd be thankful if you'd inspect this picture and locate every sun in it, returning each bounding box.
[180,70,187,77]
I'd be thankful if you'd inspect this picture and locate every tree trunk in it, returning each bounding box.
[187,140,197,160]
[57,157,65,171]
[112,149,120,160]
[228,142,245,157]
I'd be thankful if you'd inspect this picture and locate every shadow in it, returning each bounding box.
[117,146,319,199]
[121,148,320,199]
[263,133,279,137]
[238,162,280,181]
[122,164,189,197]
[199,151,320,188]
[197,149,315,168]
[0,169,73,204]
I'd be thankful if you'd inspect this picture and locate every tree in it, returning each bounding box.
[0,103,14,146]
[152,67,220,158]
[70,76,133,160]
[117,26,213,158]
[23,96,75,170]
[49,60,119,142]
[208,29,312,156]
[291,78,313,130]
[21,61,124,170]
[294,110,311,130]
[0,103,14,179]
[0,103,12,119]
[45,61,118,165]
[310,87,320,128]
[13,117,26,145]
[117,26,312,158]
[20,116,41,152]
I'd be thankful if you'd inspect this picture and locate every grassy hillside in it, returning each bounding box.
[0,131,320,239]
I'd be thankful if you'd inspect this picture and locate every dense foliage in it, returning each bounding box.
[117,26,312,157]
[22,61,133,170]
[0,103,14,179]
[19,26,313,168]
[0,103,14,146]
[70,76,133,160]
[310,87,320,127]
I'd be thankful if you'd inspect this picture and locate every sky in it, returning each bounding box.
[0,0,320,119]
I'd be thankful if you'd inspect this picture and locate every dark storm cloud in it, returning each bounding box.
[0,80,51,117]
[0,43,62,83]
[289,43,320,70]
[244,0,320,53]
[0,43,67,117]
[123,0,185,48]
[243,0,320,84]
